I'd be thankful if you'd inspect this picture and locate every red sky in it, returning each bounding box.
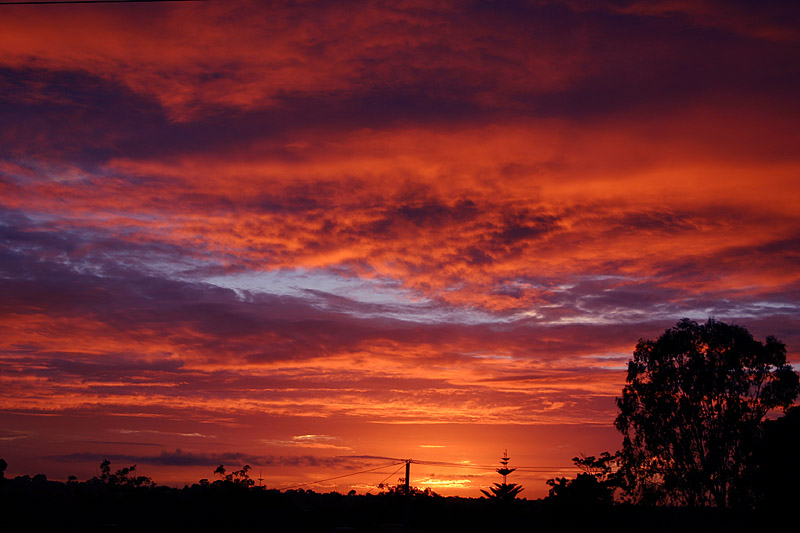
[1,0,799,498]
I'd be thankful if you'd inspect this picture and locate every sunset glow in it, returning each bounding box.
[1,0,799,498]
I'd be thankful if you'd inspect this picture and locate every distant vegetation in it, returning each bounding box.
[3,318,798,531]
[2,458,792,532]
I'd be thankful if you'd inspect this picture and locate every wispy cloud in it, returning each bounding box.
[259,435,352,451]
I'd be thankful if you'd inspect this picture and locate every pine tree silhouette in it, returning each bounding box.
[481,450,524,501]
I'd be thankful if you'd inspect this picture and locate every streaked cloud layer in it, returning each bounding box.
[1,0,798,497]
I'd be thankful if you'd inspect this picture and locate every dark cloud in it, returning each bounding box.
[0,67,167,165]
[613,0,800,42]
[493,210,561,245]
[50,449,365,469]
[44,358,185,380]
[652,231,800,286]
[614,212,697,233]
[2,0,796,172]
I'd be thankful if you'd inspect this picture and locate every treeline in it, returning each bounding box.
[0,462,791,533]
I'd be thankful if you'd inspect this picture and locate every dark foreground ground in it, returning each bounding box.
[1,476,795,533]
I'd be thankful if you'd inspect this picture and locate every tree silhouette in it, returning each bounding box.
[212,464,254,486]
[752,405,800,509]
[231,465,254,486]
[481,451,524,502]
[615,318,799,507]
[95,459,153,487]
[546,452,619,507]
[381,481,440,497]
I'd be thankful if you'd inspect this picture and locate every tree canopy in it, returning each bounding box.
[545,453,619,508]
[614,318,799,507]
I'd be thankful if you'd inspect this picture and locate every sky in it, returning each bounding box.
[1,0,799,498]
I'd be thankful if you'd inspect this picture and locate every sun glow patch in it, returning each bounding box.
[292,434,333,441]
[417,477,473,488]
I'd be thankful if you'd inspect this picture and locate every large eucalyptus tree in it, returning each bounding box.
[615,318,799,507]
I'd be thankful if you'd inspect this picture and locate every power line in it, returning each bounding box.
[411,459,578,471]
[0,1,206,5]
[276,462,402,492]
[516,467,578,470]
[344,456,576,472]
[366,462,407,494]
[254,455,582,492]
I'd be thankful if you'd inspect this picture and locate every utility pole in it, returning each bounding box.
[404,459,411,533]
[404,460,410,496]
